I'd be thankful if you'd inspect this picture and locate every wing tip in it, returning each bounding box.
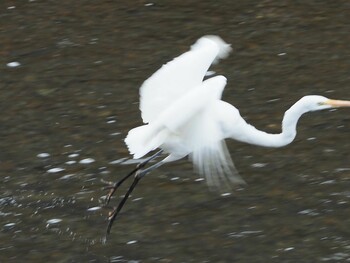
[192,35,232,64]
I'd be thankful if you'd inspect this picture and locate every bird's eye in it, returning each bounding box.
[317,102,325,106]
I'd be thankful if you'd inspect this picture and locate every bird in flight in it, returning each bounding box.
[104,35,350,235]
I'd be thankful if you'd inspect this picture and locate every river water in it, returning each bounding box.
[0,1,349,262]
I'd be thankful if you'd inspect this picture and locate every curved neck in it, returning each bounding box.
[233,99,308,148]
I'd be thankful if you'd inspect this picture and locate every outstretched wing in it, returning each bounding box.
[139,36,231,124]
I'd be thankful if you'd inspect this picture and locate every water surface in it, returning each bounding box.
[0,1,349,262]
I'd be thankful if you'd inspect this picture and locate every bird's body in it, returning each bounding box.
[125,36,244,186]
[104,35,350,234]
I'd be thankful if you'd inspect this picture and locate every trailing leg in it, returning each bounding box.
[106,160,165,235]
[104,150,163,205]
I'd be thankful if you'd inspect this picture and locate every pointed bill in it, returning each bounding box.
[326,99,350,107]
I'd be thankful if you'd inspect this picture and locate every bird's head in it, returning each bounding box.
[300,95,350,112]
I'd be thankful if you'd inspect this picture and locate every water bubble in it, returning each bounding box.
[59,174,75,180]
[320,180,336,185]
[7,61,20,67]
[37,153,50,158]
[298,209,319,216]
[4,222,16,228]
[321,252,350,261]
[79,158,95,164]
[251,163,267,168]
[335,168,350,172]
[132,197,143,202]
[87,206,102,212]
[46,218,62,225]
[47,167,65,173]
[109,256,124,262]
[228,230,263,238]
[195,177,205,182]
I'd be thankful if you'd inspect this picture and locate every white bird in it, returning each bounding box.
[104,35,350,234]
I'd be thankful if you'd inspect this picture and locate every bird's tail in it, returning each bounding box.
[124,124,167,159]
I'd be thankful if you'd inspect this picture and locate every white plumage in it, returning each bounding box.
[124,35,350,189]
[125,36,242,188]
[105,35,350,234]
[139,36,231,124]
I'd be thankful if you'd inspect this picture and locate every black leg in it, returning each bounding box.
[104,166,139,205]
[106,172,142,235]
[106,160,165,236]
[104,150,163,205]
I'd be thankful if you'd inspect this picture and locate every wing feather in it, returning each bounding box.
[188,104,245,190]
[140,36,231,123]
[191,140,245,190]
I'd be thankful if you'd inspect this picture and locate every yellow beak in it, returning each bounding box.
[326,99,350,107]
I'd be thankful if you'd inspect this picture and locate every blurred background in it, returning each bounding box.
[0,0,349,262]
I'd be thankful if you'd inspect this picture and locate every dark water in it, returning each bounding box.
[1,1,349,262]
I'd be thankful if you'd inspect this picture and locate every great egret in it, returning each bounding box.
[104,35,350,234]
